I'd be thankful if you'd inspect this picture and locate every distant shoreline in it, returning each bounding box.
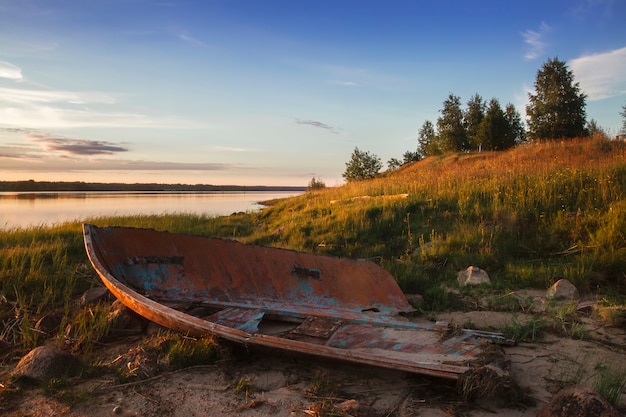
[0,180,306,193]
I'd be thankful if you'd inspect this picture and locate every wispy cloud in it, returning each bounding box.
[568,0,615,21]
[0,87,116,105]
[0,105,177,129]
[212,145,259,152]
[0,61,23,80]
[0,155,233,173]
[329,80,358,87]
[177,32,206,47]
[295,119,341,134]
[569,46,626,101]
[0,128,128,157]
[522,22,551,61]
[0,89,200,130]
[29,133,128,156]
[0,128,232,172]
[0,60,205,130]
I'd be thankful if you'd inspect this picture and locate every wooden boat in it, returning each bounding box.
[83,224,509,381]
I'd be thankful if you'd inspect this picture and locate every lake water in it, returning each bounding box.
[0,191,303,229]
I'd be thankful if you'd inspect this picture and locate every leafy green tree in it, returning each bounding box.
[585,119,606,137]
[526,57,587,140]
[504,103,526,144]
[388,148,421,171]
[476,99,511,150]
[437,94,469,152]
[402,150,421,164]
[417,120,439,157]
[307,177,326,191]
[343,147,382,182]
[387,158,402,171]
[464,93,485,150]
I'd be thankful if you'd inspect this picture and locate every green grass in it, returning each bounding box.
[247,137,626,299]
[594,362,626,408]
[1,136,625,353]
[166,334,220,368]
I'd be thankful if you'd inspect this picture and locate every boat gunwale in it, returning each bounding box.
[82,224,495,380]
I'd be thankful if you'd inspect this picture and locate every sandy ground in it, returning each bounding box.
[2,304,625,417]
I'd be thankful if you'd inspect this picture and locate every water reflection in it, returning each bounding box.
[0,191,302,229]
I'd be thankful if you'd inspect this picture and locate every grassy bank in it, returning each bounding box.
[251,136,626,299]
[1,136,625,352]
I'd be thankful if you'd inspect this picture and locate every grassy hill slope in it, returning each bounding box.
[242,136,626,305]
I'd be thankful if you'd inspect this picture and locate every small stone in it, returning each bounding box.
[81,287,112,306]
[112,405,122,414]
[457,266,491,286]
[405,294,424,309]
[13,346,81,382]
[546,279,580,301]
[252,370,288,391]
[337,399,359,413]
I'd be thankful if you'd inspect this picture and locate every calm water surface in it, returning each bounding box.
[0,191,303,229]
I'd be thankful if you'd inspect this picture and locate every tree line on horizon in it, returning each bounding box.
[0,180,306,193]
[343,57,625,182]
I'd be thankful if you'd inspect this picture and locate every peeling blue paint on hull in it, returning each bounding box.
[83,224,510,381]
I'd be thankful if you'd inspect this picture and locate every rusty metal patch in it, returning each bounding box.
[290,316,343,339]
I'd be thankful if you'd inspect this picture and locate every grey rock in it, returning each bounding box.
[546,279,580,301]
[457,266,491,286]
[80,287,112,306]
[405,294,424,309]
[13,346,81,382]
[252,370,289,391]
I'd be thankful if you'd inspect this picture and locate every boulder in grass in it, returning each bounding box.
[13,346,81,383]
[536,385,622,417]
[405,294,425,309]
[546,279,580,301]
[457,266,491,287]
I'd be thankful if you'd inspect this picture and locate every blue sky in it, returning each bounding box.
[0,0,624,186]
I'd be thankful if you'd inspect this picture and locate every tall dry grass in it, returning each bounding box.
[245,137,626,307]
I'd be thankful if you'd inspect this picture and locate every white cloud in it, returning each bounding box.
[522,22,551,61]
[212,146,259,153]
[570,46,626,101]
[177,33,206,47]
[0,87,205,129]
[0,155,233,173]
[0,105,196,129]
[0,61,23,80]
[0,87,116,105]
[329,80,358,87]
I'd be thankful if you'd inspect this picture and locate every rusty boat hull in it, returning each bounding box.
[83,224,506,380]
